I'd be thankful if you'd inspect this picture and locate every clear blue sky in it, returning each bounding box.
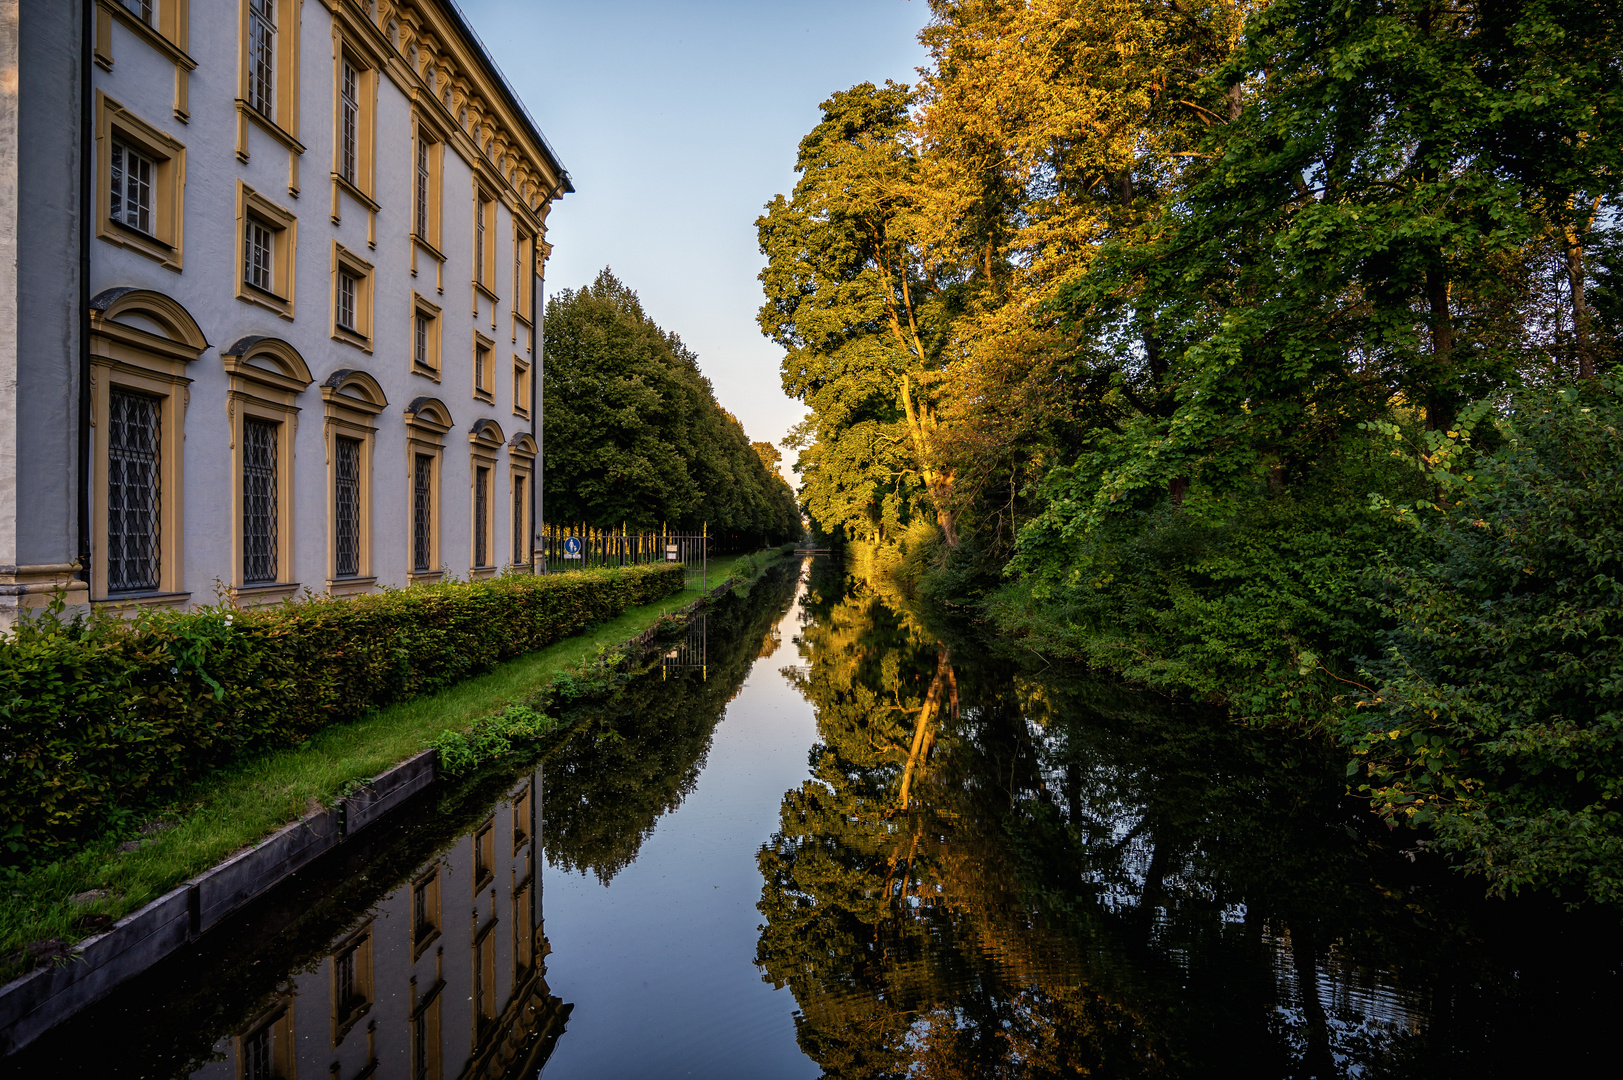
[456,0,931,480]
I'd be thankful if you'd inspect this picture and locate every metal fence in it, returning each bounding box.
[538,523,709,574]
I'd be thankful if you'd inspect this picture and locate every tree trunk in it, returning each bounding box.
[1566,225,1596,381]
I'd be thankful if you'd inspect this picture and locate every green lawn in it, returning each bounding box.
[0,548,785,978]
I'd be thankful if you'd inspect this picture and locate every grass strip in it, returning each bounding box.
[0,548,786,979]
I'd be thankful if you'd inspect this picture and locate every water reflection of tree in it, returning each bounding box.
[757,576,1623,1079]
[542,565,801,884]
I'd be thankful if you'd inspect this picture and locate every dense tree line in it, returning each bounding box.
[544,269,800,546]
[760,1,1623,903]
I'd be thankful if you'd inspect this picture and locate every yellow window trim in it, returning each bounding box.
[235,181,297,319]
[330,241,375,351]
[95,0,195,121]
[321,368,386,593]
[468,419,504,576]
[235,0,303,196]
[404,396,453,585]
[220,335,313,599]
[411,291,444,381]
[95,93,187,272]
[87,288,208,605]
[472,329,496,405]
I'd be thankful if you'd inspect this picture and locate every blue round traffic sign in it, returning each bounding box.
[563,536,582,555]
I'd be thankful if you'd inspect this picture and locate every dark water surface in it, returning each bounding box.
[10,559,1622,1078]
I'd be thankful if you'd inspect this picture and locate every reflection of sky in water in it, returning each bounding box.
[538,573,822,1079]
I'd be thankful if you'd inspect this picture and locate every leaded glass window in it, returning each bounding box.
[244,218,274,293]
[473,465,489,567]
[242,418,278,583]
[512,474,525,566]
[413,454,433,572]
[340,60,359,185]
[107,388,160,593]
[248,0,276,118]
[110,141,154,236]
[335,436,361,578]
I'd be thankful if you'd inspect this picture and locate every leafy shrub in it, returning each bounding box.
[0,564,684,865]
[1352,379,1623,903]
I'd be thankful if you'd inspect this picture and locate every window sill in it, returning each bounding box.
[407,571,444,586]
[99,1,198,71]
[237,284,294,320]
[411,233,445,263]
[411,365,441,383]
[235,99,305,158]
[95,590,191,610]
[332,325,372,353]
[231,581,300,605]
[331,172,380,215]
[98,220,182,272]
[470,567,497,580]
[327,576,377,598]
[473,281,500,305]
[411,928,441,964]
[473,389,495,406]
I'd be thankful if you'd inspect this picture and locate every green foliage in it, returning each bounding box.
[1352,378,1623,903]
[431,705,560,775]
[1001,430,1433,727]
[543,269,800,545]
[756,82,953,548]
[0,564,684,865]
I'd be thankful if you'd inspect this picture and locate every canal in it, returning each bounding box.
[9,557,1621,1077]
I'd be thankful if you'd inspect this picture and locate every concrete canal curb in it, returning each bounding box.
[0,572,754,1055]
[0,750,438,1055]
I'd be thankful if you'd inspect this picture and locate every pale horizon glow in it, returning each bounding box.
[455,0,932,485]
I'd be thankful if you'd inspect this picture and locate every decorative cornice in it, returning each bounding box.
[333,0,572,228]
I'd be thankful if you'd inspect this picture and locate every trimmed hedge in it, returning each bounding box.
[0,564,685,865]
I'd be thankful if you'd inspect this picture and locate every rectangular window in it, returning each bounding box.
[413,453,433,572]
[107,389,161,593]
[242,1022,274,1080]
[474,343,492,396]
[242,417,279,584]
[109,141,154,236]
[415,137,430,238]
[336,271,356,331]
[334,436,360,578]
[120,0,153,23]
[247,0,275,118]
[414,313,428,368]
[473,466,489,568]
[512,473,525,567]
[244,217,274,293]
[512,358,530,418]
[339,59,358,186]
[475,196,489,286]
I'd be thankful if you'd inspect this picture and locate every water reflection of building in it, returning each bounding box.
[191,771,567,1080]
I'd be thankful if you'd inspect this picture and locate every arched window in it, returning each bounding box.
[321,369,387,593]
[88,288,207,606]
[403,397,454,583]
[508,432,537,571]
[221,336,313,601]
[468,419,504,577]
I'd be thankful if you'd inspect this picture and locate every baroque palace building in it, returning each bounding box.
[0,0,571,626]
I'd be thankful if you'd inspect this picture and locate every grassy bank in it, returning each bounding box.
[1,548,789,979]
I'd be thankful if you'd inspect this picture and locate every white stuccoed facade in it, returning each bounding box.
[0,0,571,626]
